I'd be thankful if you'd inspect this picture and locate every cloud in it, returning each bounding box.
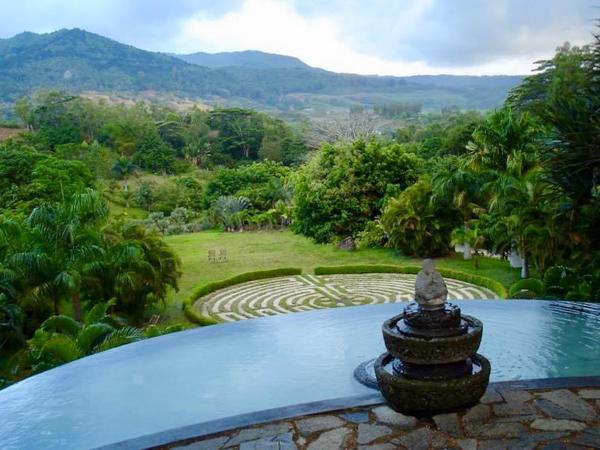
[298,0,593,67]
[0,0,595,75]
[171,0,593,75]
[171,0,436,74]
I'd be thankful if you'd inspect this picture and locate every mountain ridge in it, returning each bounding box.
[0,29,523,117]
[176,49,310,69]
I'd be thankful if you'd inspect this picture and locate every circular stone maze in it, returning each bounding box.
[194,273,497,322]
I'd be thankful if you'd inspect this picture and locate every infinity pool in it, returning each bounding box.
[0,300,599,449]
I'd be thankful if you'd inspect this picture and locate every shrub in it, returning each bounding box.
[187,268,303,302]
[138,207,205,236]
[313,265,508,298]
[508,278,545,298]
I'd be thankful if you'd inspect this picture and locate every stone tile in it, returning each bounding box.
[534,397,585,421]
[495,414,538,423]
[481,388,504,404]
[431,430,451,448]
[541,443,587,450]
[239,432,296,450]
[371,405,417,428]
[579,389,600,399]
[225,423,291,447]
[340,411,370,424]
[463,404,491,424]
[500,390,533,404]
[539,389,598,422]
[296,414,345,436]
[393,427,433,450]
[306,427,352,450]
[530,418,587,432]
[357,423,392,445]
[467,420,527,439]
[172,436,229,450]
[509,432,568,450]
[455,438,477,450]
[478,439,518,450]
[493,400,536,416]
[572,425,600,448]
[433,412,461,436]
[357,444,396,450]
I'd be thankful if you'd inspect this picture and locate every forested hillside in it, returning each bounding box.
[176,50,310,69]
[0,29,522,117]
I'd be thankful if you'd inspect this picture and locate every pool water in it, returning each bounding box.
[0,300,599,449]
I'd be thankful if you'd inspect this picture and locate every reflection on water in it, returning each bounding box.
[0,300,598,450]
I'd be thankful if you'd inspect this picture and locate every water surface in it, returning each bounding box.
[0,300,598,449]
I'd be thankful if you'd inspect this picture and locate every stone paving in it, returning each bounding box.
[165,387,600,450]
[194,274,497,322]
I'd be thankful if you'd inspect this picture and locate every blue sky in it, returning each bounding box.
[0,0,595,75]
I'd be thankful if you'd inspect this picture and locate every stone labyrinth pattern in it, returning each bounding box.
[195,273,498,322]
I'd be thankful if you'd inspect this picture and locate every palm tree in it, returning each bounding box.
[0,294,24,350]
[88,222,181,324]
[26,300,143,374]
[381,179,460,257]
[486,169,559,278]
[11,190,109,321]
[112,158,136,206]
[211,196,251,232]
[450,221,485,267]
[466,108,539,176]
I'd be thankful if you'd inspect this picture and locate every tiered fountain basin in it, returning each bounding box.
[375,303,491,413]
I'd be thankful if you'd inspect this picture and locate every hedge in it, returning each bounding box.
[182,304,221,326]
[313,265,508,298]
[187,268,303,304]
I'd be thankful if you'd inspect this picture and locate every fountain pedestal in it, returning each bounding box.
[374,260,490,414]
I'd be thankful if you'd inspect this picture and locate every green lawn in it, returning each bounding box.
[163,230,520,322]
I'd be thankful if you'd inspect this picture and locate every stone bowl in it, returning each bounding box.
[382,313,483,364]
[374,352,491,414]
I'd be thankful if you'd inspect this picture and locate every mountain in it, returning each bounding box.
[176,50,310,69]
[0,29,523,117]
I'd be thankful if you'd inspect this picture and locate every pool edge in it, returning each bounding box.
[97,375,600,450]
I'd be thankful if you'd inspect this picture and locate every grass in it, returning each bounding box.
[107,200,148,219]
[162,230,520,322]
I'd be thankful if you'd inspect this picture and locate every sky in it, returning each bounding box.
[0,0,595,76]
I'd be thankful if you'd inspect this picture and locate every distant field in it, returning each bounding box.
[163,230,520,322]
[0,127,23,141]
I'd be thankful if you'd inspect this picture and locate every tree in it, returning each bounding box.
[112,157,136,200]
[486,169,560,278]
[132,130,175,173]
[18,189,109,321]
[24,300,142,374]
[508,41,600,266]
[450,220,485,267]
[466,108,539,175]
[303,111,380,148]
[0,145,94,215]
[381,178,461,257]
[208,108,265,160]
[89,222,181,324]
[292,141,421,243]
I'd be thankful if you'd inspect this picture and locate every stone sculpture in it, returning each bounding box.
[414,259,448,310]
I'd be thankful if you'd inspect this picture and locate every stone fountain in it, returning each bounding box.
[373,259,490,414]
